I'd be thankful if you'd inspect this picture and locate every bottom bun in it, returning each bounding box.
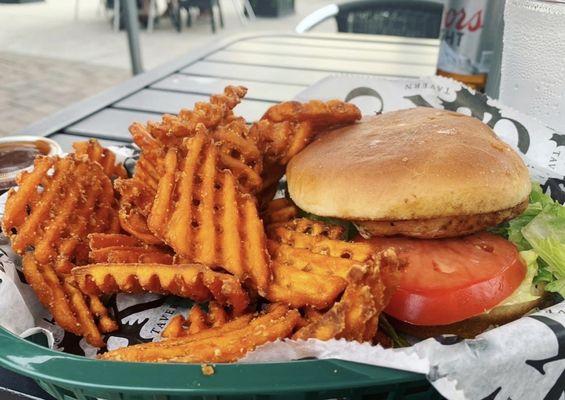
[388,297,544,339]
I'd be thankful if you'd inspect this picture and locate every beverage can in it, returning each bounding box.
[437,0,499,90]
[499,0,565,131]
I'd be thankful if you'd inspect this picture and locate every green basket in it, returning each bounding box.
[0,327,440,400]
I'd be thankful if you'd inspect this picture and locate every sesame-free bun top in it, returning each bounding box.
[286,107,531,221]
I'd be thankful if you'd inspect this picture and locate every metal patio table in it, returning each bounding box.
[2,31,439,399]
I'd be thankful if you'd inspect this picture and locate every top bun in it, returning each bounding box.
[286,107,531,221]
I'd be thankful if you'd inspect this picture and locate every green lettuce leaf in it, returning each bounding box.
[533,258,554,285]
[496,250,542,307]
[522,204,565,297]
[491,182,565,298]
[297,210,359,241]
[497,184,556,251]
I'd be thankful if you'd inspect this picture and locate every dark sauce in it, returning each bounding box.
[0,140,51,189]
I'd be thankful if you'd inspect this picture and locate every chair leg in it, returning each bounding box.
[114,0,121,31]
[74,0,80,20]
[217,0,224,28]
[231,0,246,25]
[147,0,156,32]
[186,7,192,27]
[210,2,216,33]
[177,3,183,32]
[243,0,255,21]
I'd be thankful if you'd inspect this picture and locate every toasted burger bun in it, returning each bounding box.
[287,107,531,238]
[388,297,543,339]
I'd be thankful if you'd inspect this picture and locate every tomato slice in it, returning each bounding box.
[358,232,526,326]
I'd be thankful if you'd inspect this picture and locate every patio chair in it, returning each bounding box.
[295,0,443,39]
[179,0,224,33]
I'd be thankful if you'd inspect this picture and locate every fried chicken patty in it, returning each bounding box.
[355,200,528,239]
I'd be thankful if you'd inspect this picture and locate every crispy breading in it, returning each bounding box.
[147,131,271,294]
[251,99,361,166]
[212,119,263,193]
[72,139,127,180]
[131,148,164,192]
[262,198,299,226]
[141,86,247,148]
[2,155,120,269]
[131,93,263,194]
[99,304,300,363]
[269,217,345,239]
[266,218,377,309]
[161,315,186,339]
[88,233,173,264]
[72,263,250,314]
[269,222,373,261]
[114,178,163,245]
[186,305,209,334]
[22,254,117,347]
[115,124,166,244]
[208,301,230,327]
[293,249,396,342]
[129,120,164,154]
[293,276,374,342]
[268,262,347,309]
[249,119,314,166]
[87,293,119,334]
[261,99,362,127]
[102,313,254,361]
[162,304,209,339]
[162,302,232,339]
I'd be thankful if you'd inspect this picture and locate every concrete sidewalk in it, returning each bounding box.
[0,0,335,135]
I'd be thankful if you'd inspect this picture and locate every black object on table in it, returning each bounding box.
[181,0,224,33]
[249,0,295,17]
[296,0,443,38]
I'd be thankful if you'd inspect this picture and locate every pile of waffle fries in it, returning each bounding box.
[2,86,399,363]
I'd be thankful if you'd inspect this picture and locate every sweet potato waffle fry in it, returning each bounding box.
[147,130,271,294]
[140,85,247,147]
[131,98,263,193]
[22,254,117,348]
[266,218,377,309]
[73,139,127,180]
[114,125,164,244]
[262,99,363,128]
[112,121,166,244]
[293,249,398,342]
[88,233,173,264]
[114,178,162,245]
[2,155,120,269]
[118,86,264,246]
[99,304,300,363]
[262,198,299,226]
[72,263,250,314]
[1,84,376,359]
[162,302,231,339]
[251,99,361,166]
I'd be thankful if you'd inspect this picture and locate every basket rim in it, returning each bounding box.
[0,327,426,395]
